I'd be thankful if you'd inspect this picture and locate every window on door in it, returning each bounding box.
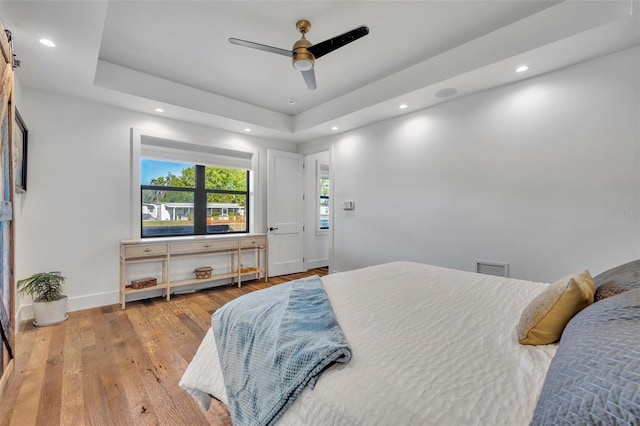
[318,163,330,232]
[140,159,249,238]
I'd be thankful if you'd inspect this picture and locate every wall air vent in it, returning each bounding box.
[475,260,510,277]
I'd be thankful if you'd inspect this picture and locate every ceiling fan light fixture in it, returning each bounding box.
[293,58,313,71]
[292,44,315,71]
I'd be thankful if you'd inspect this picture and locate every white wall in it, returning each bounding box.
[12,45,640,321]
[13,89,297,320]
[306,46,640,282]
[304,150,330,269]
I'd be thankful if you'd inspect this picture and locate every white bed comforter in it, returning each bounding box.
[180,261,557,425]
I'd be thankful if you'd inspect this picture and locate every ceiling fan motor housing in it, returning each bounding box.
[293,20,315,71]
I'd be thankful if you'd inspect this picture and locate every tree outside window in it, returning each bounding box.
[141,159,249,238]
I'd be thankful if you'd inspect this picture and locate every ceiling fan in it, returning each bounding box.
[229,20,369,90]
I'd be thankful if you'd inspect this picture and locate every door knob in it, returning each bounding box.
[269,227,279,231]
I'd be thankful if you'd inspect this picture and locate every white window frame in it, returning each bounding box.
[130,127,258,239]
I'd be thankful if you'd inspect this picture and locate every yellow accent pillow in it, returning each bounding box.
[517,271,595,345]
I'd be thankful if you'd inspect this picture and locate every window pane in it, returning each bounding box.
[207,193,247,233]
[319,176,330,230]
[142,190,195,237]
[141,159,196,188]
[140,160,250,238]
[204,166,247,191]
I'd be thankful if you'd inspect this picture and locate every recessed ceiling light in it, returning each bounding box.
[331,126,338,131]
[435,88,458,98]
[286,98,297,105]
[516,65,529,73]
[155,108,164,113]
[399,104,408,109]
[244,128,251,132]
[39,39,55,47]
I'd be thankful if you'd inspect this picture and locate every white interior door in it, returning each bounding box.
[267,150,304,277]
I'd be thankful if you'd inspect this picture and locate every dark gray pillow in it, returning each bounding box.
[595,281,629,302]
[530,288,640,425]
[593,259,640,301]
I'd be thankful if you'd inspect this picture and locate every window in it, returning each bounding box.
[318,163,330,232]
[140,159,249,238]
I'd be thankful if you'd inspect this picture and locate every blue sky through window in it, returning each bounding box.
[141,159,192,185]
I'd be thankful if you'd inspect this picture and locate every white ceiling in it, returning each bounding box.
[1,0,639,143]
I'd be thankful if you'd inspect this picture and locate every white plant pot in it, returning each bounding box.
[32,295,69,327]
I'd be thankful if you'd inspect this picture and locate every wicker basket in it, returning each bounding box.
[194,267,213,279]
[130,277,157,289]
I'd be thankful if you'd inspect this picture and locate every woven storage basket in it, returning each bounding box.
[194,267,213,279]
[130,277,157,289]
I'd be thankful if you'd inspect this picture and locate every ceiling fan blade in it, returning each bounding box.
[308,26,369,60]
[229,38,292,57]
[301,69,317,90]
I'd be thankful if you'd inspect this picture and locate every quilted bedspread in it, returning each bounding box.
[181,261,557,425]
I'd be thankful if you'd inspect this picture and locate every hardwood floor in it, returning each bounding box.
[0,268,328,426]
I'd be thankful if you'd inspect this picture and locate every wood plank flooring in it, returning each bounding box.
[0,268,328,426]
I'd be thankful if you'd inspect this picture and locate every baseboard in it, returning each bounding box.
[16,278,239,320]
[68,291,119,312]
[15,272,251,321]
[17,304,32,324]
[17,290,119,321]
[0,359,14,403]
[306,259,329,270]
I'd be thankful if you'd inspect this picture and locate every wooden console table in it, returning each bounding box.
[119,233,267,309]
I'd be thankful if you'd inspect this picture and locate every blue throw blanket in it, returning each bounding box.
[213,275,352,426]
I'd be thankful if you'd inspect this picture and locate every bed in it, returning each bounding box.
[180,260,640,425]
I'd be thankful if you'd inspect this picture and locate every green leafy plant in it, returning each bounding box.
[16,271,66,302]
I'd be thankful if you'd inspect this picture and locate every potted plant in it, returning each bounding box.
[17,271,68,326]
